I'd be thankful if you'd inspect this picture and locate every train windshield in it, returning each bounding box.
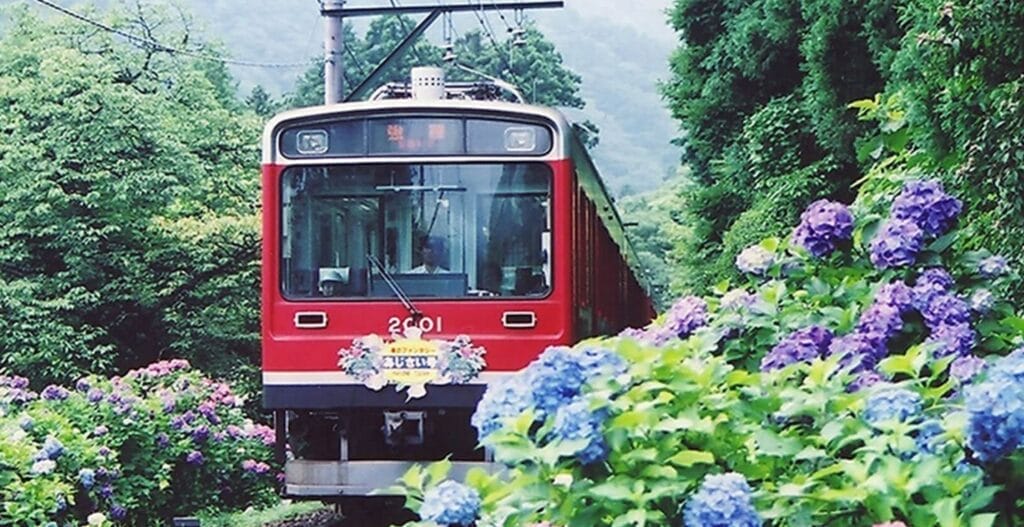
[280,163,552,299]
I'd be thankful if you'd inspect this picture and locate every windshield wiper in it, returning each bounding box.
[367,254,423,321]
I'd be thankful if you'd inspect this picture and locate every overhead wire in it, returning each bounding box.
[30,0,316,68]
[466,0,518,85]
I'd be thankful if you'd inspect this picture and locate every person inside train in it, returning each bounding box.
[409,235,449,274]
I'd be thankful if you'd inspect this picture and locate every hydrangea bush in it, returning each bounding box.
[0,360,278,526]
[389,175,1024,527]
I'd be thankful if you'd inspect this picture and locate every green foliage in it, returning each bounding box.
[0,5,262,386]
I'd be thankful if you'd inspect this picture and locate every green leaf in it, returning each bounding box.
[969,513,998,527]
[667,450,715,467]
[754,429,802,456]
[425,458,452,486]
[589,479,635,502]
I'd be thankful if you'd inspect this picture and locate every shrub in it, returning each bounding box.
[388,173,1024,526]
[0,361,278,526]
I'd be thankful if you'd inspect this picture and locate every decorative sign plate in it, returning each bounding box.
[337,327,486,399]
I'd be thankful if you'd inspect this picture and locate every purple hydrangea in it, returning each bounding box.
[760,326,834,371]
[735,245,775,276]
[921,294,971,329]
[110,505,126,520]
[74,378,91,392]
[186,451,204,465]
[978,255,1009,278]
[863,385,922,425]
[848,371,883,392]
[950,355,986,382]
[242,459,270,474]
[664,296,709,339]
[791,199,855,258]
[420,480,481,527]
[890,179,962,236]
[912,267,956,311]
[856,304,904,341]
[870,220,924,269]
[682,472,762,527]
[549,399,608,465]
[156,433,170,448]
[41,385,69,401]
[926,323,975,358]
[828,333,885,372]
[87,388,104,403]
[964,349,1024,462]
[471,377,533,441]
[875,281,914,314]
[969,289,995,314]
[191,426,210,443]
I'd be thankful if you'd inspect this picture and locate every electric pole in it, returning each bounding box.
[321,1,563,105]
[323,0,346,104]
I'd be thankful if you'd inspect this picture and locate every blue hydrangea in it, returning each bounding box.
[550,399,608,465]
[950,355,986,382]
[989,348,1024,383]
[978,255,1009,278]
[870,219,924,269]
[41,436,64,460]
[875,281,914,314]
[790,199,854,258]
[78,468,96,489]
[471,376,532,441]
[682,472,762,527]
[921,293,971,329]
[525,346,593,417]
[576,346,628,380]
[964,374,1024,462]
[735,245,775,276]
[916,420,945,455]
[760,326,833,372]
[863,385,922,425]
[420,480,481,527]
[969,289,995,314]
[925,323,975,358]
[856,303,904,341]
[890,179,962,236]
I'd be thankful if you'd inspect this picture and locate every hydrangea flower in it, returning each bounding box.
[790,199,854,258]
[79,468,96,489]
[863,385,922,425]
[41,436,64,460]
[969,289,995,314]
[576,346,628,380]
[87,388,104,403]
[912,267,955,311]
[19,416,34,431]
[87,513,107,526]
[663,296,709,340]
[950,355,986,382]
[964,349,1024,462]
[760,326,833,371]
[186,451,204,465]
[720,289,757,311]
[915,420,945,455]
[524,346,593,417]
[471,377,533,441]
[682,472,762,527]
[920,294,971,329]
[870,220,924,269]
[110,505,127,520]
[549,399,608,465]
[420,480,481,527]
[735,245,775,275]
[41,385,70,401]
[875,281,914,314]
[848,371,883,392]
[30,459,56,475]
[856,304,904,341]
[828,333,885,373]
[890,179,962,236]
[978,255,1009,278]
[925,323,975,358]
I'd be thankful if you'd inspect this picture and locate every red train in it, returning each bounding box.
[261,68,654,502]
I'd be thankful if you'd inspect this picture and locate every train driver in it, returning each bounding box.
[409,236,449,274]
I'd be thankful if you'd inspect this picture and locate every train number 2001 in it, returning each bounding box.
[388,316,443,335]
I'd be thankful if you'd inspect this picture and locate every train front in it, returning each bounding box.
[260,84,575,499]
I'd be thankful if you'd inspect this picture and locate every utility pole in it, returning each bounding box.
[323,0,346,104]
[321,1,563,105]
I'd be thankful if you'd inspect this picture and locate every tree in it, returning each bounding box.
[0,5,262,386]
